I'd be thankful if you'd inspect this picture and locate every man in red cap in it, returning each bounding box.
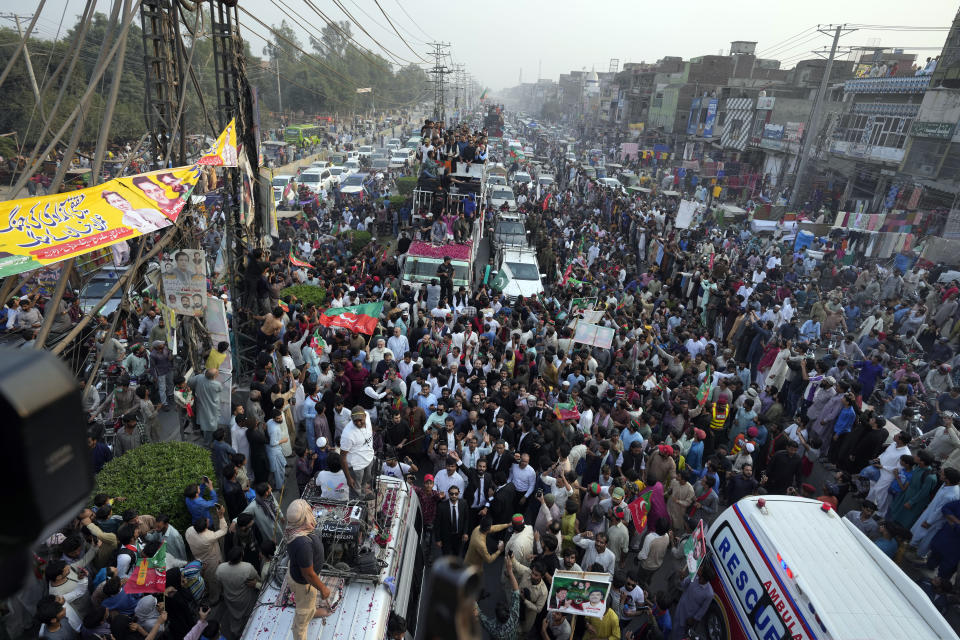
[687,428,706,472]
[504,513,534,567]
[647,444,677,486]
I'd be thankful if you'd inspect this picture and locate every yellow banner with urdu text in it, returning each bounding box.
[0,166,201,277]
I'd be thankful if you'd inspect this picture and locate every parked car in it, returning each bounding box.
[340,172,370,195]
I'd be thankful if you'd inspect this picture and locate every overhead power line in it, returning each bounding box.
[372,0,430,64]
[756,27,817,57]
[330,0,410,65]
[393,0,433,42]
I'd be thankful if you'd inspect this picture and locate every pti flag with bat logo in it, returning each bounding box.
[317,302,383,335]
[123,541,166,594]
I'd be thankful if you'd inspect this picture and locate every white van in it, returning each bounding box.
[240,476,426,640]
[704,496,957,640]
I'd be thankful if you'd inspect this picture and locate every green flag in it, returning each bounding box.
[491,270,509,291]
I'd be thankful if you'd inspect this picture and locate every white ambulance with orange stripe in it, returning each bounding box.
[703,496,957,640]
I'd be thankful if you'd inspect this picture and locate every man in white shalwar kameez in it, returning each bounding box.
[910,467,960,558]
[865,433,911,516]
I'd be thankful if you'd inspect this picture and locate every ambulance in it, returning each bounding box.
[704,496,957,640]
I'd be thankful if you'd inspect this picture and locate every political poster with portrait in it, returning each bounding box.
[572,322,615,349]
[547,571,612,618]
[0,165,201,278]
[160,249,207,316]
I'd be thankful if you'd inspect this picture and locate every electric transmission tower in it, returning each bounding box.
[428,42,451,122]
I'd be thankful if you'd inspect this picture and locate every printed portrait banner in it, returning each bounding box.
[160,248,207,316]
[674,199,698,229]
[572,322,615,349]
[547,571,612,618]
[0,165,201,278]
[197,118,239,167]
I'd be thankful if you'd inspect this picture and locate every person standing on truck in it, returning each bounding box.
[671,564,715,640]
[285,499,332,640]
[437,256,455,303]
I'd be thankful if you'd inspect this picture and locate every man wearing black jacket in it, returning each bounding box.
[489,471,517,527]
[486,440,514,476]
[465,459,494,525]
[434,487,469,557]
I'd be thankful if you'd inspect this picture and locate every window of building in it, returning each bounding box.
[939,142,960,181]
[904,139,947,178]
[837,114,912,149]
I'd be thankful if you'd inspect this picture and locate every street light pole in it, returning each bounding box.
[789,24,844,211]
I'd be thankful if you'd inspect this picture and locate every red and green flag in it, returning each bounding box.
[317,302,383,335]
[123,541,166,594]
[554,402,580,422]
[696,365,712,406]
[309,328,328,355]
[480,88,488,101]
[289,248,312,268]
[628,487,654,535]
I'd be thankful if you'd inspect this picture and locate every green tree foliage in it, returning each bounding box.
[0,13,429,149]
[94,442,216,532]
[280,284,327,307]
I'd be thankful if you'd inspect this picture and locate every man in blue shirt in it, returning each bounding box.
[184,480,219,526]
[101,576,140,615]
[855,355,885,397]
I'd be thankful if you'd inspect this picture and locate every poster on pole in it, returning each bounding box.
[204,295,233,426]
[547,571,612,618]
[160,249,207,316]
[154,301,178,355]
[579,310,605,324]
[674,199,698,229]
[573,322,615,349]
[684,519,708,578]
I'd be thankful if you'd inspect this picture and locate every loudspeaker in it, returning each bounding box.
[0,348,92,597]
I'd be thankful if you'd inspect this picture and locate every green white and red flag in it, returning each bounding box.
[628,487,654,535]
[289,248,312,268]
[553,402,580,421]
[317,302,383,335]
[123,541,166,594]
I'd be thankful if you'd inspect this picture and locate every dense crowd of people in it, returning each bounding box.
[9,106,960,640]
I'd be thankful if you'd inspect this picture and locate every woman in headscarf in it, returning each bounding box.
[133,596,163,635]
[162,567,197,639]
[285,499,333,640]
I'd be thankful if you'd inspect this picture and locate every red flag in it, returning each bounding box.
[317,302,383,335]
[123,542,166,594]
[561,263,573,286]
[542,193,552,211]
[628,488,653,535]
[289,248,312,268]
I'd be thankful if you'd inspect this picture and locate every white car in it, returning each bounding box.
[537,174,555,191]
[299,168,327,194]
[497,249,544,300]
[272,174,296,204]
[386,138,402,151]
[487,175,508,187]
[488,186,517,212]
[340,173,369,195]
[597,177,623,190]
[327,166,348,186]
[357,145,375,158]
[388,153,408,169]
[512,171,533,189]
[344,159,361,174]
[564,152,577,163]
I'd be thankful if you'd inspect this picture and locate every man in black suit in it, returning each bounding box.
[486,439,513,476]
[489,470,516,528]
[465,458,493,526]
[434,487,468,557]
[515,419,541,458]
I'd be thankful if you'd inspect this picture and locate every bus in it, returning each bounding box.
[284,124,321,146]
[704,496,957,640]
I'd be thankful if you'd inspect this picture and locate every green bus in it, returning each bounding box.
[283,124,321,145]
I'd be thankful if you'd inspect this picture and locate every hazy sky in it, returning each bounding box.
[18,0,958,91]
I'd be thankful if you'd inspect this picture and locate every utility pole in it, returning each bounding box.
[276,56,282,120]
[427,42,451,122]
[7,15,45,120]
[789,24,854,210]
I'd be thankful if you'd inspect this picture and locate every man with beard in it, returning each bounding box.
[224,512,264,572]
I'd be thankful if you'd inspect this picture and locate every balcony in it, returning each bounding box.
[830,140,904,164]
[843,76,930,95]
